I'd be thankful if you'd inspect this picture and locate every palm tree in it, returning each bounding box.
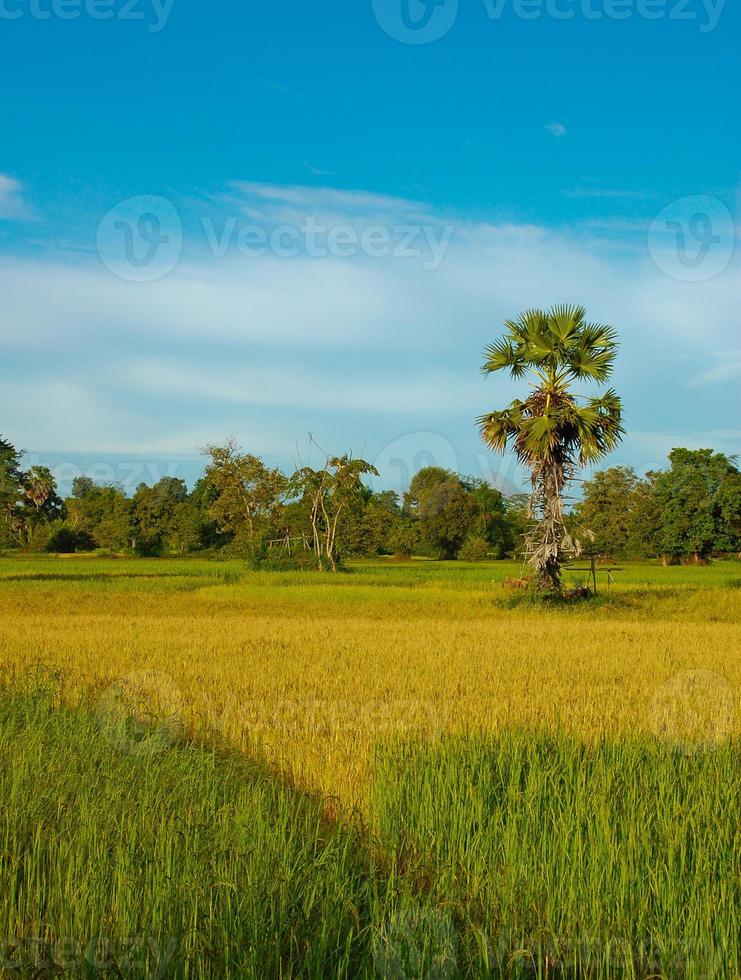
[478,305,624,592]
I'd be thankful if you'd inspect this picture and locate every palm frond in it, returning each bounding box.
[567,345,616,383]
[482,339,528,378]
[546,304,586,344]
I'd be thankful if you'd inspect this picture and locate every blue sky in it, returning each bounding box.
[1,0,739,496]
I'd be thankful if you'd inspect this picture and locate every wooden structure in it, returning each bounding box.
[563,552,623,595]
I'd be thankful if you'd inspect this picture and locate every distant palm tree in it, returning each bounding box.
[478,305,624,592]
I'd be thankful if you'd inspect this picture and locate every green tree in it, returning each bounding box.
[387,519,420,559]
[650,449,741,562]
[0,437,24,547]
[130,477,191,556]
[478,305,624,591]
[289,455,379,571]
[574,467,647,559]
[202,441,287,557]
[190,476,231,551]
[71,476,96,499]
[18,466,65,548]
[66,483,133,551]
[404,467,478,560]
[463,478,515,558]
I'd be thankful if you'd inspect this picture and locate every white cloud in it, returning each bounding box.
[545,121,567,137]
[304,161,337,178]
[1,182,739,464]
[123,359,502,416]
[564,187,652,200]
[689,352,741,387]
[0,174,29,219]
[226,181,438,226]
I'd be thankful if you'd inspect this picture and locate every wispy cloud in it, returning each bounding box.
[545,121,567,138]
[0,174,30,219]
[564,187,652,200]
[1,180,739,470]
[689,352,741,387]
[254,78,302,99]
[227,181,436,224]
[304,161,337,178]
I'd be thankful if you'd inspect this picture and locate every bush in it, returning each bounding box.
[388,522,420,560]
[45,524,97,554]
[459,536,491,562]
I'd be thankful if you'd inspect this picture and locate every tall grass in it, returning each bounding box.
[1,690,738,977]
[0,555,738,807]
[371,731,741,977]
[0,556,739,976]
[0,691,386,978]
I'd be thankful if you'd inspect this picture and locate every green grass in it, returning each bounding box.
[1,554,739,622]
[372,732,741,977]
[1,688,738,977]
[0,691,387,978]
[0,555,739,977]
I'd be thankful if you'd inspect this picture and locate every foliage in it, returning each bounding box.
[458,534,491,561]
[576,454,741,562]
[67,483,133,552]
[288,455,379,571]
[479,305,624,590]
[1,434,737,567]
[0,436,24,547]
[649,449,741,561]
[44,522,97,554]
[130,477,199,556]
[464,477,517,557]
[202,440,287,558]
[574,466,646,558]
[386,518,420,559]
[404,467,478,560]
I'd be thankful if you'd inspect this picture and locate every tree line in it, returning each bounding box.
[1,434,739,565]
[0,436,528,564]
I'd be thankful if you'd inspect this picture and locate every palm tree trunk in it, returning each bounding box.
[525,457,574,592]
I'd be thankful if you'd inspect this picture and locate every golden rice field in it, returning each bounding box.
[0,555,739,807]
[1,556,739,977]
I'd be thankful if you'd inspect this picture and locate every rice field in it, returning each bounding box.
[0,556,739,976]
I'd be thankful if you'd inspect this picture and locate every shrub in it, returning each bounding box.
[459,536,491,562]
[45,524,97,554]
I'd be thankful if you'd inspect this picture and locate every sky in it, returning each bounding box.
[1,0,739,497]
